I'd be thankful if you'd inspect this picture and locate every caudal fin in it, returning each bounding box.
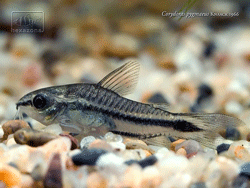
[168,113,245,149]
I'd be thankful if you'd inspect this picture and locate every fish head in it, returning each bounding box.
[16,87,67,125]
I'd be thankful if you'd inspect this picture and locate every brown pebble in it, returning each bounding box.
[89,139,113,151]
[59,133,78,150]
[87,172,107,188]
[2,120,29,140]
[43,153,62,188]
[157,55,177,72]
[170,139,185,151]
[14,128,59,147]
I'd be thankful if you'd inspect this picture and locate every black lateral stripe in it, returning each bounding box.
[85,103,203,132]
[111,130,164,139]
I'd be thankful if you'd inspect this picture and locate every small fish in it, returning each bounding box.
[16,61,244,149]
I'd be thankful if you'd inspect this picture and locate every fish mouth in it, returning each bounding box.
[16,100,32,110]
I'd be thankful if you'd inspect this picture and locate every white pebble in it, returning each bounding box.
[225,100,243,115]
[113,135,123,143]
[80,136,96,149]
[104,132,115,142]
[109,142,126,152]
[96,153,126,177]
[68,149,81,157]
[158,155,189,178]
[0,127,4,139]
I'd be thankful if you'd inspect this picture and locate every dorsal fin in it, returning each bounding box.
[97,61,140,96]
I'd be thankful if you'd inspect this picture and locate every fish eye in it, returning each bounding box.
[33,94,47,109]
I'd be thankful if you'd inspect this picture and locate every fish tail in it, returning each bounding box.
[169,113,245,149]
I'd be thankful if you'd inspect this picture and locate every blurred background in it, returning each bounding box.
[0,0,249,125]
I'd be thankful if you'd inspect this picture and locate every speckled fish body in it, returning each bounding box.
[16,62,244,148]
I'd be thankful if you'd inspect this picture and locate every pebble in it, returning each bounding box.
[22,63,42,87]
[204,41,216,58]
[240,162,250,179]
[0,2,249,187]
[141,166,162,187]
[121,164,142,187]
[87,172,107,188]
[232,175,250,188]
[59,133,78,150]
[80,136,96,149]
[124,140,155,154]
[0,164,22,187]
[31,160,47,181]
[72,148,108,166]
[0,126,3,139]
[158,155,189,178]
[96,153,126,178]
[175,140,204,158]
[225,126,241,140]
[2,120,29,140]
[170,139,185,151]
[138,155,158,168]
[104,132,123,143]
[106,33,139,58]
[216,143,231,154]
[43,153,62,188]
[176,148,187,156]
[43,124,63,135]
[225,100,244,116]
[109,142,126,152]
[227,140,250,161]
[14,128,59,147]
[196,84,213,104]
[216,156,239,180]
[147,92,169,104]
[88,139,113,151]
[6,135,17,147]
[190,182,207,188]
[39,137,72,159]
[2,145,37,173]
[21,174,34,188]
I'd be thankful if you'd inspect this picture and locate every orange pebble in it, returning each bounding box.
[234,145,245,158]
[0,164,22,187]
[176,148,187,156]
[144,149,152,157]
[170,139,185,151]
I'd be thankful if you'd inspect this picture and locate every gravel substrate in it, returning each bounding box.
[0,0,250,187]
